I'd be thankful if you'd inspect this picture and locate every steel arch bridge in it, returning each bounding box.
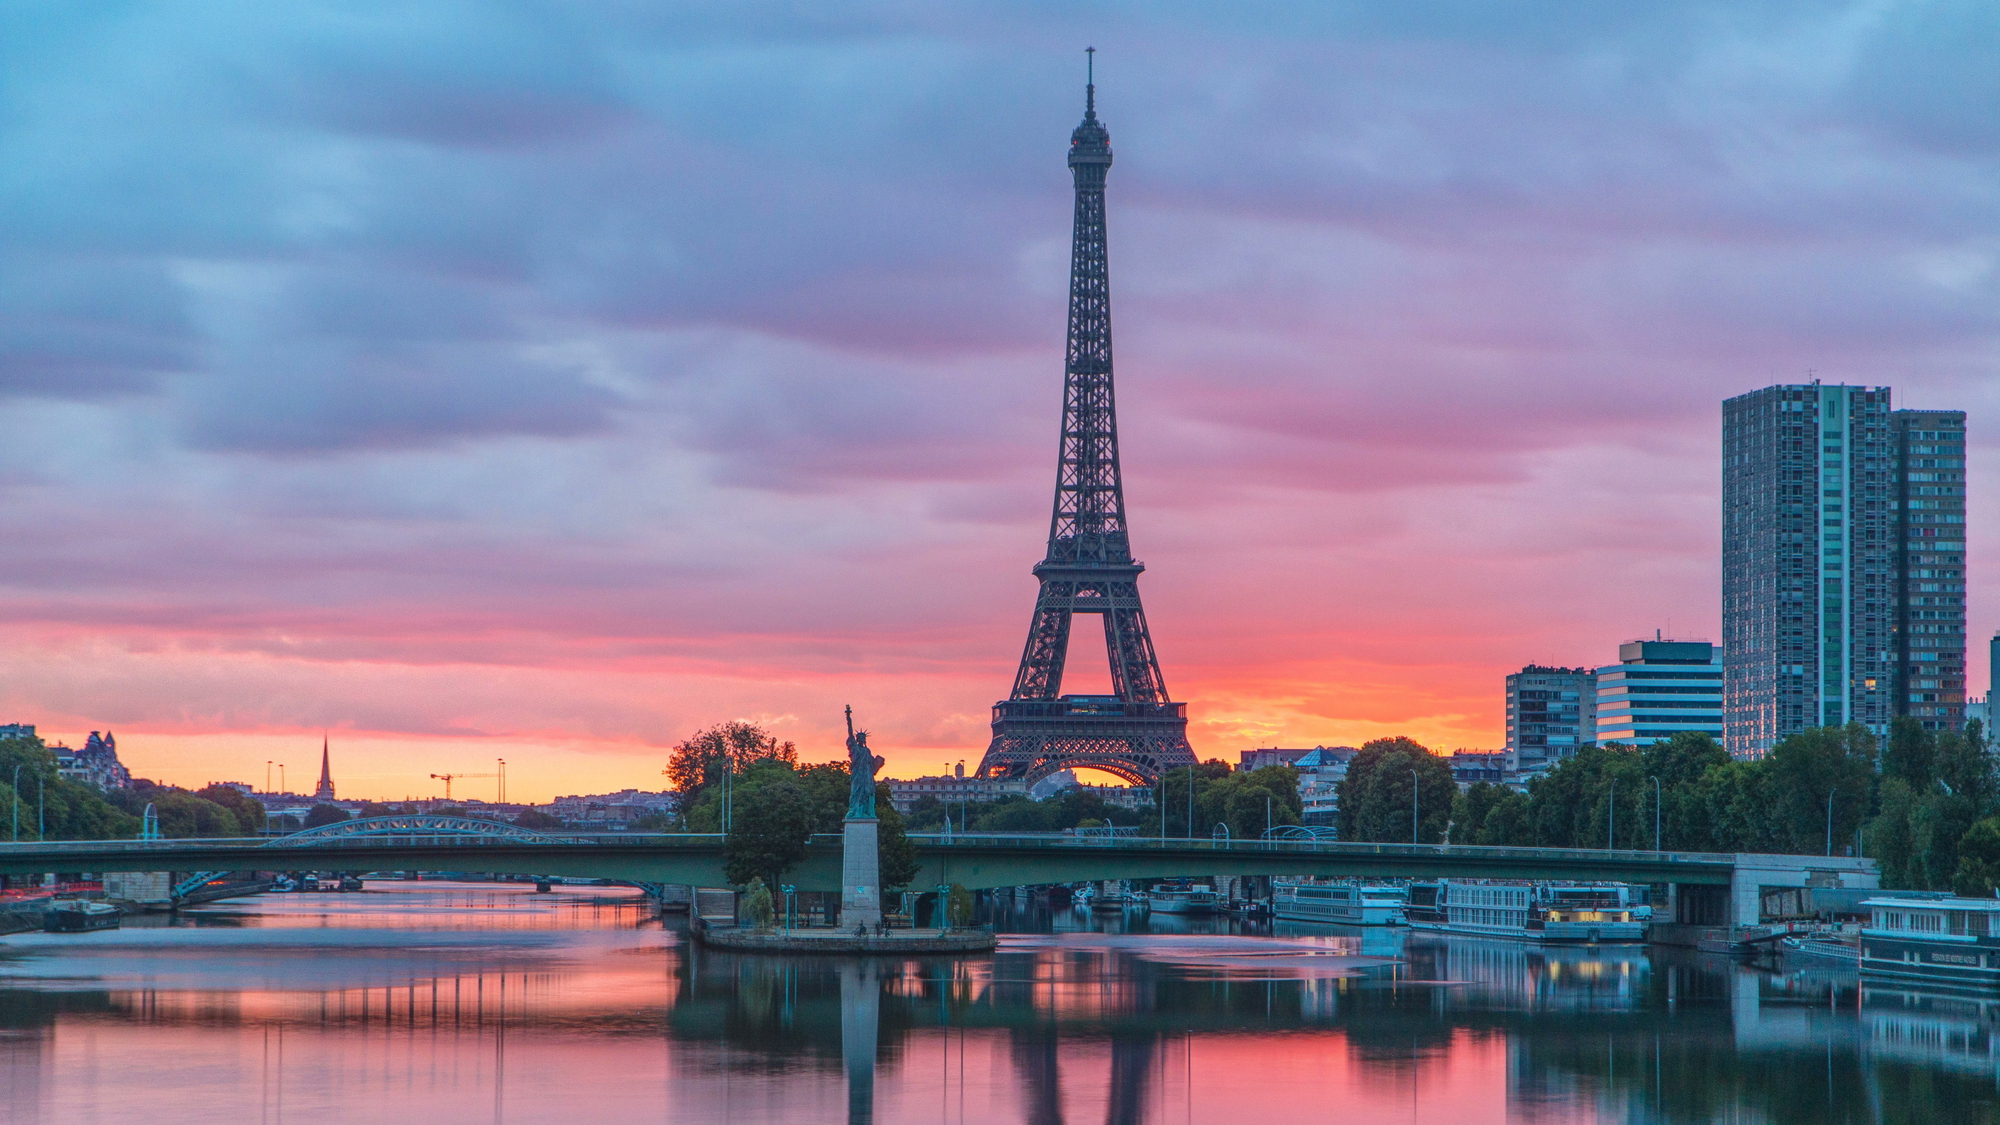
[172,816,600,899]
[279,815,594,845]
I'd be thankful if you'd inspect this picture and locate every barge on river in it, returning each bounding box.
[1273,879,1406,925]
[1860,896,2000,988]
[1146,885,1219,915]
[43,901,120,933]
[1406,880,1649,943]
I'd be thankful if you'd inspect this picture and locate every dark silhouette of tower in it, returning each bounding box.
[313,735,335,800]
[977,56,1195,787]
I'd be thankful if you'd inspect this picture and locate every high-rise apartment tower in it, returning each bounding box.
[1721,384,1966,756]
[1505,665,1596,773]
[1892,409,1968,730]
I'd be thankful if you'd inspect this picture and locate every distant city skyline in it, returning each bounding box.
[1,7,1995,798]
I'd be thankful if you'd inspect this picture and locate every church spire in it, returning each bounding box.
[314,734,335,800]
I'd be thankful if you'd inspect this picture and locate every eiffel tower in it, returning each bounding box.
[976,57,1196,788]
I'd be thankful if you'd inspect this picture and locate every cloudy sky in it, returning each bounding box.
[3,2,1996,800]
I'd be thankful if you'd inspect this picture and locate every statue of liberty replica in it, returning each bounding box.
[841,706,885,927]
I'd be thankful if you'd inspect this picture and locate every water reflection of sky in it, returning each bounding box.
[0,885,1995,1124]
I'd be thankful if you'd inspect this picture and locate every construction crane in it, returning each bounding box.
[430,772,496,801]
[430,759,508,803]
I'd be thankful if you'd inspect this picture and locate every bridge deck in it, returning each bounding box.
[0,832,1753,890]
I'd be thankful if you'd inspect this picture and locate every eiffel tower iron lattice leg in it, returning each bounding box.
[976,63,1195,789]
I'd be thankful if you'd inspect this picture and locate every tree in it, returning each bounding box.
[944,883,974,929]
[1868,778,1922,889]
[874,782,921,898]
[1936,726,1997,810]
[303,803,350,829]
[1450,782,1509,845]
[1477,791,1532,845]
[198,785,267,833]
[513,808,567,830]
[1336,738,1454,844]
[150,791,245,838]
[0,735,138,840]
[1765,724,1876,855]
[1954,817,2000,898]
[722,779,816,889]
[740,877,775,930]
[1883,717,1936,789]
[1642,732,1732,851]
[664,721,799,812]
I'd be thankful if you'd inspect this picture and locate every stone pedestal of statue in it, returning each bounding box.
[840,817,882,928]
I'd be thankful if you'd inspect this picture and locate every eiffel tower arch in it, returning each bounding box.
[976,60,1197,789]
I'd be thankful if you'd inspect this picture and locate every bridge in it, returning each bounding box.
[0,816,1875,928]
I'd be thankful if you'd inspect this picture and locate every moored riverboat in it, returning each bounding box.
[1147,884,1219,915]
[43,901,121,933]
[1405,881,1648,943]
[1860,896,2000,988]
[1272,879,1406,925]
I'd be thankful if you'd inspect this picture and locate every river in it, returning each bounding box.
[0,880,1991,1124]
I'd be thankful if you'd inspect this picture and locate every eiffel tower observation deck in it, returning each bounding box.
[976,55,1197,788]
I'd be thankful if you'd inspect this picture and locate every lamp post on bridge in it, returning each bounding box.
[1653,776,1662,853]
[782,884,796,935]
[1410,768,1418,845]
[1826,788,1836,857]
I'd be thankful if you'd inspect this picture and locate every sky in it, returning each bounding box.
[3,2,1997,802]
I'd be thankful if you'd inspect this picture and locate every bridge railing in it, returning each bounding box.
[0,832,728,855]
[900,832,1741,867]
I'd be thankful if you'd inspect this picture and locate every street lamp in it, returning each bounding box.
[1410,768,1419,845]
[11,763,19,842]
[781,884,796,935]
[1826,788,1837,857]
[1653,776,1663,852]
[936,883,952,932]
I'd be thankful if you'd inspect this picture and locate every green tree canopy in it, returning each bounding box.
[0,735,139,840]
[1336,738,1454,844]
[303,803,350,829]
[198,785,267,833]
[664,721,799,813]
[722,778,816,889]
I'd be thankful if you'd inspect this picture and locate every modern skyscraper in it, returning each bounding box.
[1505,665,1596,772]
[1594,639,1722,746]
[1722,384,1966,756]
[1892,409,1968,731]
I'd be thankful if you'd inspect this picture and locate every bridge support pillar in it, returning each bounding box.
[841,818,882,928]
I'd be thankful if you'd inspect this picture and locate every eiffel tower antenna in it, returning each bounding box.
[976,58,1195,788]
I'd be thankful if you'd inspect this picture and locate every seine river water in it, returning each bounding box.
[0,881,1993,1124]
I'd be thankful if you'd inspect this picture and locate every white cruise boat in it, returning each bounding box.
[1272,879,1406,925]
[1147,884,1219,914]
[1406,881,1648,943]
